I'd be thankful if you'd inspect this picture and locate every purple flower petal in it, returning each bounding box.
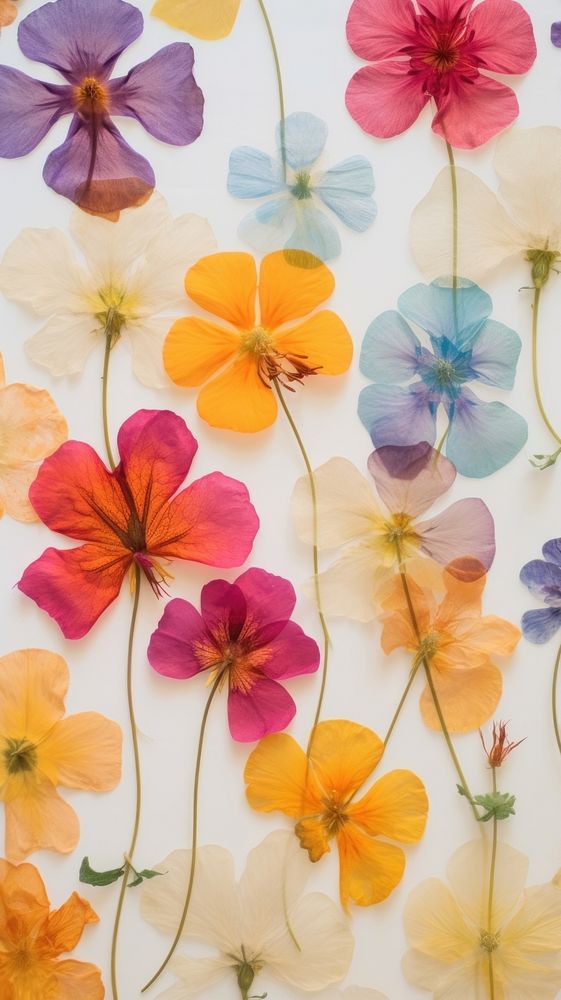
[521,608,561,644]
[552,21,561,47]
[147,598,208,679]
[260,621,320,681]
[0,67,71,157]
[416,497,496,570]
[227,678,296,742]
[368,442,456,518]
[43,115,155,214]
[359,383,437,449]
[542,538,561,568]
[520,559,561,606]
[108,43,203,146]
[18,0,143,83]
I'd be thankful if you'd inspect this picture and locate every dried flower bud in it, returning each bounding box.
[480,720,524,768]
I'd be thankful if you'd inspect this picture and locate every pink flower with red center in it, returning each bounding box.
[345,0,536,148]
[148,568,320,741]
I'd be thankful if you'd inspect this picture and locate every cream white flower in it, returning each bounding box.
[322,987,388,999]
[403,839,561,999]
[141,829,354,998]
[410,127,561,287]
[0,193,215,387]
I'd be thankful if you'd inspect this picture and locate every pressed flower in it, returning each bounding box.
[0,858,104,998]
[163,250,353,432]
[552,20,561,46]
[245,719,428,908]
[358,279,526,477]
[141,830,354,997]
[324,990,388,1000]
[0,648,121,861]
[0,0,204,215]
[380,562,520,732]
[148,567,320,742]
[228,112,376,261]
[17,409,259,638]
[0,0,16,29]
[291,441,495,622]
[0,194,215,387]
[345,0,536,148]
[151,0,241,39]
[403,839,561,998]
[520,539,561,643]
[0,354,67,522]
[481,720,524,769]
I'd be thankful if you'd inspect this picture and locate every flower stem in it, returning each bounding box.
[110,563,141,1000]
[273,382,331,740]
[486,767,498,1000]
[445,141,458,293]
[102,314,117,471]
[383,654,423,749]
[256,0,286,180]
[396,556,480,823]
[141,671,224,992]
[435,422,450,456]
[552,641,561,759]
[531,285,561,448]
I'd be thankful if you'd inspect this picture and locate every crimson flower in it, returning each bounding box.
[345,0,536,148]
[18,410,259,639]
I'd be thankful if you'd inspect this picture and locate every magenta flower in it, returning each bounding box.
[148,568,320,741]
[345,0,536,148]
[0,0,204,215]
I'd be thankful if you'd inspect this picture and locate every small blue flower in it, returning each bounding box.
[357,279,528,479]
[520,539,561,643]
[227,111,376,262]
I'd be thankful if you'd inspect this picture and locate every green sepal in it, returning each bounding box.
[79,857,125,887]
[127,868,162,888]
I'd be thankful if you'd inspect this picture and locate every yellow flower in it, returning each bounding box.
[0,649,122,861]
[151,0,241,39]
[404,839,561,998]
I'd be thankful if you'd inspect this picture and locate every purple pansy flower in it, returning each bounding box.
[552,21,561,46]
[148,567,320,742]
[0,0,204,215]
[520,539,561,643]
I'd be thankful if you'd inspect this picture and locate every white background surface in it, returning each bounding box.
[2,0,561,996]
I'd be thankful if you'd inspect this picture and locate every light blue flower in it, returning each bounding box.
[227,111,376,261]
[357,279,528,479]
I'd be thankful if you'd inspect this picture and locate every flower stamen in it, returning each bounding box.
[3,737,37,775]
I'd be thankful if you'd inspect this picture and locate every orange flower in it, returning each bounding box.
[0,0,17,30]
[163,251,353,432]
[379,562,520,733]
[0,857,104,998]
[0,649,122,861]
[244,719,428,908]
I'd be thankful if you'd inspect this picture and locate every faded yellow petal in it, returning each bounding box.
[151,0,241,39]
[447,839,528,930]
[291,457,382,549]
[0,383,67,464]
[494,127,561,250]
[420,662,502,733]
[404,877,475,960]
[313,543,390,622]
[5,781,79,861]
[0,649,68,743]
[38,712,122,791]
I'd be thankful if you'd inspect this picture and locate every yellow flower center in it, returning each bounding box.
[383,512,418,552]
[94,286,137,342]
[322,793,349,836]
[241,326,273,356]
[3,737,37,775]
[240,326,322,390]
[417,631,440,662]
[479,929,500,953]
[74,76,108,113]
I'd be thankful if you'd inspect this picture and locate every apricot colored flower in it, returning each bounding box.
[0,648,121,861]
[148,568,319,741]
[403,839,561,998]
[0,0,204,215]
[411,127,561,285]
[0,858,103,998]
[0,0,16,30]
[345,0,536,148]
[244,719,428,909]
[18,409,259,639]
[291,442,495,622]
[0,355,67,523]
[151,0,241,39]
[0,194,215,387]
[163,250,353,432]
[379,562,520,732]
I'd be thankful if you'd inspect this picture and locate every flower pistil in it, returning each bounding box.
[3,737,37,775]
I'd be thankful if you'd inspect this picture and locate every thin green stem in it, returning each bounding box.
[445,141,458,293]
[397,558,480,823]
[531,286,561,447]
[273,382,330,739]
[142,671,224,992]
[110,564,141,1000]
[102,317,117,472]
[552,641,561,758]
[383,655,423,749]
[486,768,498,1000]
[435,422,450,456]
[256,0,286,180]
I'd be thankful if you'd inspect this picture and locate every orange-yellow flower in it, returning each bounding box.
[151,0,241,40]
[244,719,428,909]
[0,649,122,861]
[163,250,353,432]
[0,857,104,998]
[379,561,520,733]
[0,0,17,30]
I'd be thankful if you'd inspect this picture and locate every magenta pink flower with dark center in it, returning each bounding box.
[148,568,320,742]
[0,0,204,215]
[345,0,536,148]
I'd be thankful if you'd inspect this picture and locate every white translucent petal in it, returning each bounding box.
[494,126,561,249]
[156,955,233,999]
[24,313,100,376]
[122,317,174,389]
[291,457,380,549]
[239,830,310,951]
[0,227,90,316]
[265,890,354,991]
[137,212,216,312]
[446,839,528,930]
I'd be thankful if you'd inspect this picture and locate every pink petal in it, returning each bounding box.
[432,74,519,149]
[345,62,429,139]
[116,409,198,520]
[418,0,473,15]
[368,443,456,518]
[18,544,128,639]
[200,578,248,639]
[260,621,320,680]
[346,0,417,61]
[227,678,296,742]
[234,567,297,627]
[468,0,537,73]
[148,598,208,679]
[416,498,496,570]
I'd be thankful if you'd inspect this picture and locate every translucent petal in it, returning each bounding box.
[278,112,327,169]
[446,390,527,478]
[359,310,420,382]
[398,280,492,348]
[469,319,521,388]
[358,383,437,449]
[314,156,376,232]
[227,145,284,199]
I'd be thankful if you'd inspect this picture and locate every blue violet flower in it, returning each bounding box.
[520,539,561,643]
